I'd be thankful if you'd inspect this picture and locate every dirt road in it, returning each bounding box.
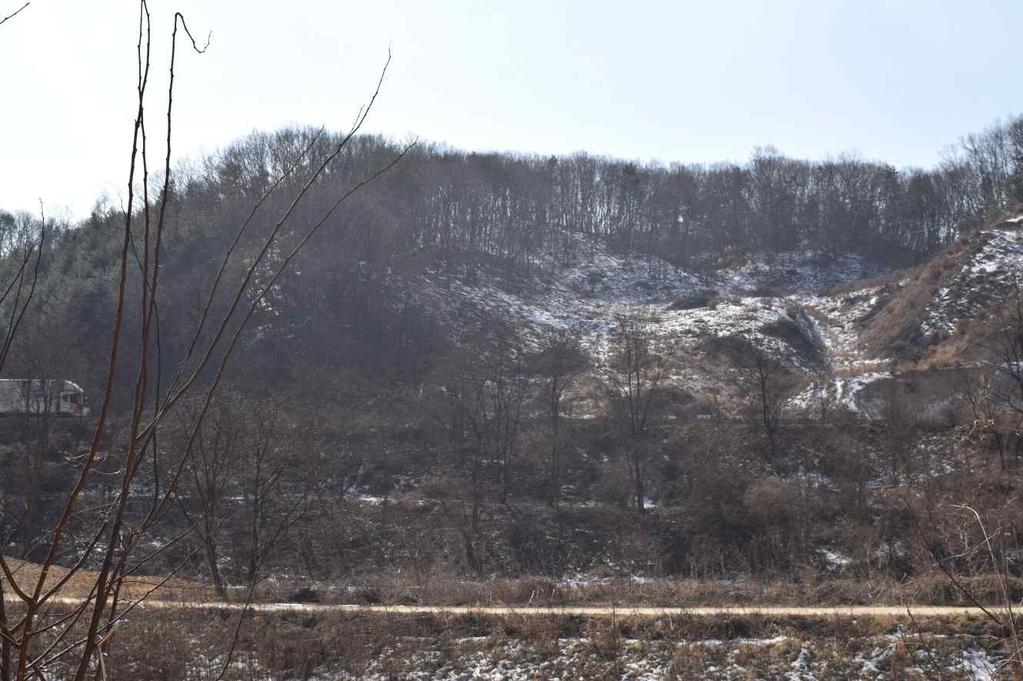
[51,598,1000,619]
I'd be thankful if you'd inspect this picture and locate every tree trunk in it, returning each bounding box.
[0,575,10,681]
[631,452,645,512]
[548,413,560,507]
[204,533,226,600]
[246,549,258,589]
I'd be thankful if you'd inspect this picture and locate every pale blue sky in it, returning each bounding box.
[1,0,1021,217]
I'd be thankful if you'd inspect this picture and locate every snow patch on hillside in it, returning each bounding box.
[557,244,711,303]
[922,229,1023,339]
[416,240,829,378]
[794,285,887,369]
[718,251,884,296]
[788,371,890,416]
[410,236,910,413]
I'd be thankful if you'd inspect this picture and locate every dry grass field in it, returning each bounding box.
[1,556,210,601]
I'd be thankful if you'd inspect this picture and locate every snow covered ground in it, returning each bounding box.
[417,241,856,361]
[717,250,885,297]
[252,632,1001,680]
[793,286,888,368]
[411,234,896,415]
[409,224,1023,421]
[922,228,1023,340]
[787,371,891,417]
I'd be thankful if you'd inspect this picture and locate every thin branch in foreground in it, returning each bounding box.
[0,1,28,27]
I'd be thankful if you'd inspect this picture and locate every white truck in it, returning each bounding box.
[0,379,90,417]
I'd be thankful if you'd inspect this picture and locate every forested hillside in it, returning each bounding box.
[2,113,1023,586]
[9,1,1023,676]
[4,114,1022,388]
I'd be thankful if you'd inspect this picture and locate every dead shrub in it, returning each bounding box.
[582,616,625,660]
[668,643,714,679]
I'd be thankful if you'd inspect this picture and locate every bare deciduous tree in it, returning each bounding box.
[0,2,412,678]
[608,316,665,511]
[736,333,787,465]
[433,323,529,572]
[532,330,587,507]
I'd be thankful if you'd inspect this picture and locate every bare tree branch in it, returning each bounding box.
[0,1,28,27]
